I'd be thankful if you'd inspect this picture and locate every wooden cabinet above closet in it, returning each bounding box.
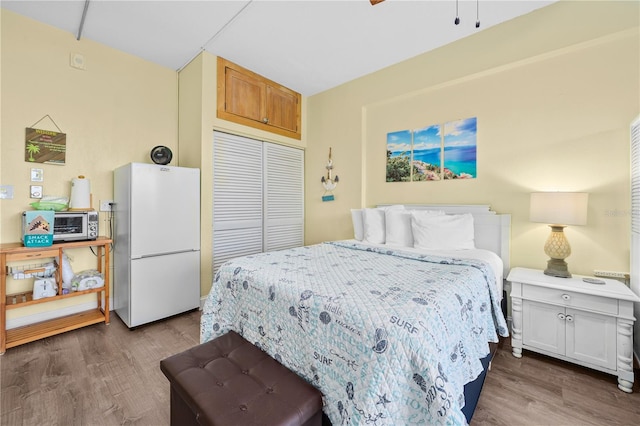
[217,57,301,140]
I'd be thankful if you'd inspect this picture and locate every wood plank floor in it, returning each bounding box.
[472,340,640,426]
[1,310,639,425]
[0,310,200,426]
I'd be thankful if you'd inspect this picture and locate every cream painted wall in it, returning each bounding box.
[2,2,638,322]
[305,1,640,279]
[0,8,309,310]
[1,10,178,319]
[178,51,307,296]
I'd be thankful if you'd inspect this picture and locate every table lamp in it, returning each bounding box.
[530,192,588,278]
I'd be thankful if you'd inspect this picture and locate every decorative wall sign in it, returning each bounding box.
[25,127,66,164]
[22,210,54,247]
[386,117,477,182]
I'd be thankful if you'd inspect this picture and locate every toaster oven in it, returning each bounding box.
[22,210,98,242]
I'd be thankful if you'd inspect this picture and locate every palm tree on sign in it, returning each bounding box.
[26,143,40,161]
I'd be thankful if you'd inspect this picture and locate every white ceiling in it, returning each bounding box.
[1,0,557,96]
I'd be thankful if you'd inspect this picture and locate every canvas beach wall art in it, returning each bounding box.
[386,130,413,182]
[412,124,442,181]
[386,117,477,182]
[443,117,477,179]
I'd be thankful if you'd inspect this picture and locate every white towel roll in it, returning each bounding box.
[69,175,91,209]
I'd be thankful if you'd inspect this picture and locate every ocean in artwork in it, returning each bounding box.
[443,117,477,179]
[387,130,412,157]
[443,145,476,177]
[386,117,477,181]
[412,148,441,167]
[389,150,411,158]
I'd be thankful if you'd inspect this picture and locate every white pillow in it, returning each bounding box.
[387,209,445,247]
[351,209,364,241]
[362,208,387,244]
[385,210,414,247]
[359,205,406,244]
[411,212,475,250]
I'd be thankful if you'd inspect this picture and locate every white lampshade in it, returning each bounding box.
[530,192,588,226]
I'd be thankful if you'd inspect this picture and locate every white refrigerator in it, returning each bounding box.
[114,163,200,328]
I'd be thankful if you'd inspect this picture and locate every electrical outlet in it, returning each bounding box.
[100,200,113,212]
[593,270,628,279]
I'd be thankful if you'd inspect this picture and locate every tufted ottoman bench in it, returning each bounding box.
[160,331,323,426]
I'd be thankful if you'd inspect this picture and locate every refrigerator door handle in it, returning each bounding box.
[133,249,200,259]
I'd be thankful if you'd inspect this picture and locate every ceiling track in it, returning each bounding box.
[202,0,254,51]
[178,0,254,72]
[77,0,91,41]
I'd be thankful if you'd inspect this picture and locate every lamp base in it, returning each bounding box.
[544,258,572,278]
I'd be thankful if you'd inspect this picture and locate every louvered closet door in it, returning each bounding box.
[264,143,304,251]
[631,115,640,358]
[213,132,263,273]
[632,116,640,237]
[213,132,305,274]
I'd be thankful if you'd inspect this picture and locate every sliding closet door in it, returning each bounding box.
[213,131,304,274]
[264,143,304,251]
[213,132,264,272]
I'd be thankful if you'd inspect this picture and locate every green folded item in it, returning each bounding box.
[30,201,68,211]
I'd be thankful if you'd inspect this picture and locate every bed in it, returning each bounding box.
[201,205,510,425]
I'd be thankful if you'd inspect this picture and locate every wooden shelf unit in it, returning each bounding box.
[1,237,112,354]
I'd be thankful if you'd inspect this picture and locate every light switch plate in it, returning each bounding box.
[0,185,14,199]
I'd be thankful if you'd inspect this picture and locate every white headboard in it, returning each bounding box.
[378,204,511,277]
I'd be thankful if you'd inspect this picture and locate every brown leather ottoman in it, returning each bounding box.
[160,331,323,426]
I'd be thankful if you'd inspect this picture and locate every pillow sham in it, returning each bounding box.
[355,205,406,244]
[385,209,413,247]
[351,209,364,241]
[386,209,445,247]
[411,212,475,250]
[362,208,386,244]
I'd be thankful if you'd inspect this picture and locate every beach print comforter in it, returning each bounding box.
[200,241,509,425]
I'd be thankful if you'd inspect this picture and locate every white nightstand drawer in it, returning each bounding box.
[523,285,618,315]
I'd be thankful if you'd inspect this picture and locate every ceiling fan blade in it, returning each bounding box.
[370,0,385,5]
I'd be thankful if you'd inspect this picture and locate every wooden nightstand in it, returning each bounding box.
[508,267,640,393]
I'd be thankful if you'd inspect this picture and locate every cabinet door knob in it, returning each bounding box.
[262,117,269,124]
[565,315,574,322]
[557,313,566,320]
[562,294,571,301]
